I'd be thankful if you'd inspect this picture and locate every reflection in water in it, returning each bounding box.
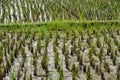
[29,3,33,22]
[0,0,53,23]
[14,1,19,23]
[0,8,1,16]
[10,6,14,23]
[0,3,1,17]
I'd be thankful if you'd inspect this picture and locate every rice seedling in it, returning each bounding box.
[65,45,69,70]
[5,58,11,73]
[86,66,92,80]
[23,67,27,80]
[21,48,26,59]
[78,52,83,66]
[89,47,94,65]
[41,46,49,76]
[116,64,120,80]
[96,35,101,48]
[33,57,38,76]
[104,61,110,73]
[101,72,105,80]
[0,46,3,64]
[10,69,15,80]
[62,37,66,55]
[83,64,87,73]
[37,37,41,54]
[53,39,57,52]
[99,47,103,64]
[57,59,63,80]
[16,68,22,80]
[72,64,78,80]
[30,74,32,80]
[70,41,77,56]
[0,66,5,79]
[10,51,14,65]
[77,37,81,49]
[66,31,69,40]
[54,50,59,69]
[55,34,59,47]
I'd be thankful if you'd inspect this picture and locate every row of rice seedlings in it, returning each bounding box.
[15,0,21,23]
[41,37,49,78]
[104,61,110,73]
[5,57,11,74]
[77,48,83,67]
[20,50,26,71]
[16,67,22,80]
[96,36,101,48]
[0,45,6,79]
[57,59,63,80]
[1,0,120,23]
[23,67,27,80]
[65,45,69,70]
[98,47,103,64]
[37,36,41,54]
[62,37,65,55]
[54,0,120,20]
[72,64,78,80]
[33,56,38,76]
[1,4,5,23]
[55,31,59,46]
[70,40,77,56]
[117,64,120,80]
[86,66,92,80]
[10,69,15,80]
[21,0,30,22]
[54,50,59,69]
[110,49,117,65]
[88,47,94,66]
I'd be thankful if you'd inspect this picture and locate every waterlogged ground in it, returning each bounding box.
[0,25,120,80]
[0,0,120,23]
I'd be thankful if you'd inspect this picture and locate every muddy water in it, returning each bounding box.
[38,14,42,22]
[28,3,33,22]
[18,0,24,23]
[0,3,2,19]
[1,0,54,23]
[14,1,20,23]
[42,4,47,22]
[10,6,14,23]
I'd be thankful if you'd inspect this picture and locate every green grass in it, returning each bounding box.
[0,20,120,32]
